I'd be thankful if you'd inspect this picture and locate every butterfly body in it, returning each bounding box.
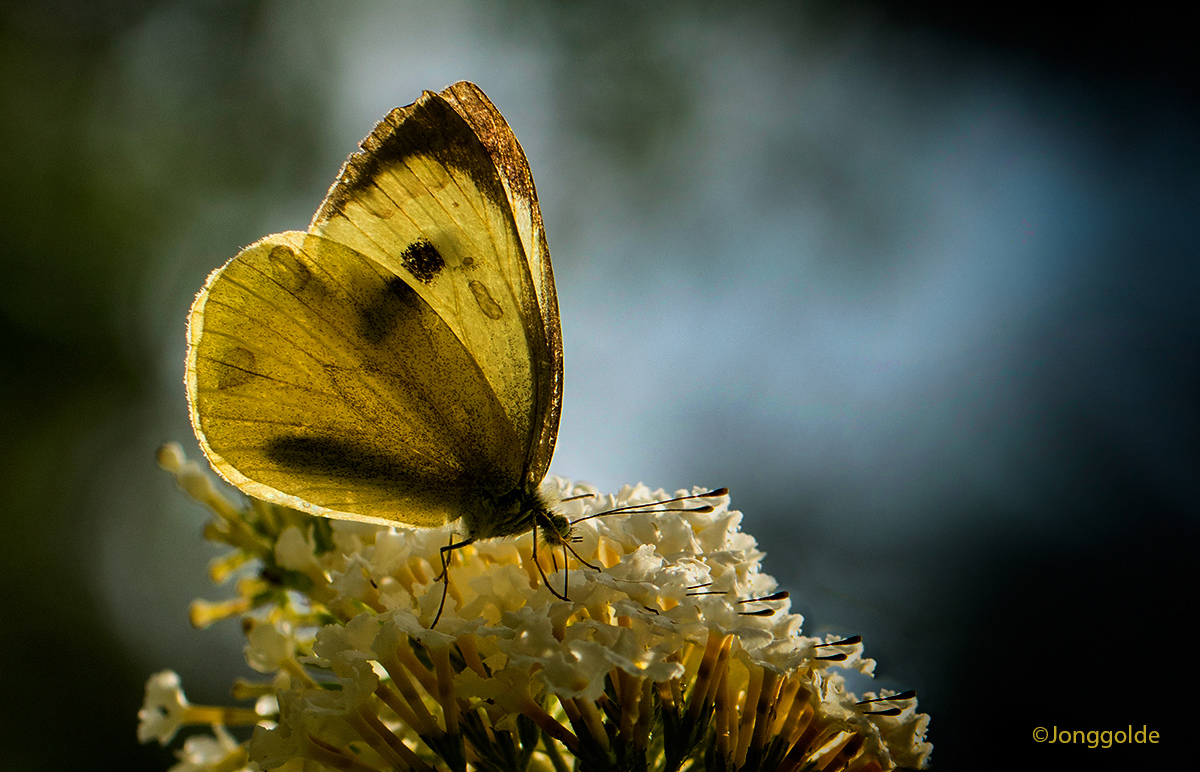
[186,82,565,545]
[461,482,570,543]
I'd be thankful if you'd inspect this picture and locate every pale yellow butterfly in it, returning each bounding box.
[185,82,572,565]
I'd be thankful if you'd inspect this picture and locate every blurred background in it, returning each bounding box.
[2,1,1196,770]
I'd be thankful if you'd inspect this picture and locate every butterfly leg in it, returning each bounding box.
[530,521,570,602]
[562,540,601,571]
[432,534,475,628]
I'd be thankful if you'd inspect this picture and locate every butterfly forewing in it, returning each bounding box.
[187,231,523,527]
[439,82,563,483]
[309,85,560,487]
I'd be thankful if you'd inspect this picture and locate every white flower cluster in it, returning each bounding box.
[141,446,931,771]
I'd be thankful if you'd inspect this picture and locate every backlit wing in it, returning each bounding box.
[309,82,562,486]
[186,231,522,527]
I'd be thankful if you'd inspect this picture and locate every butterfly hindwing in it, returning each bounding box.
[186,230,523,527]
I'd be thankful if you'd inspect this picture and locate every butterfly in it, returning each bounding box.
[185,82,573,573]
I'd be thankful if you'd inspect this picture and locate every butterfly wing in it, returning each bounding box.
[186,231,524,527]
[309,82,562,487]
[439,81,562,483]
[187,83,562,529]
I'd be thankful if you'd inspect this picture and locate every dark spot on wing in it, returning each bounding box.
[358,275,421,346]
[314,92,511,224]
[461,256,475,268]
[400,238,444,284]
[267,245,314,294]
[469,280,503,319]
[215,346,256,389]
[264,435,424,494]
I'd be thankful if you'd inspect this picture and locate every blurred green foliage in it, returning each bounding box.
[1,2,329,768]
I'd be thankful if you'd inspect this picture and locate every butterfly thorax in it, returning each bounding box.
[462,482,571,544]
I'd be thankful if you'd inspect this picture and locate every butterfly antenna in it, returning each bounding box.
[570,487,729,526]
[685,583,790,616]
[735,590,790,617]
[857,690,917,716]
[813,635,862,661]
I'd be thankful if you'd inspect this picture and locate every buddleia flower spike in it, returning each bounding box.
[141,443,932,772]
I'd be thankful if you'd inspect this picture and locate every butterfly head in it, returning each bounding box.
[464,481,571,545]
[536,507,573,547]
